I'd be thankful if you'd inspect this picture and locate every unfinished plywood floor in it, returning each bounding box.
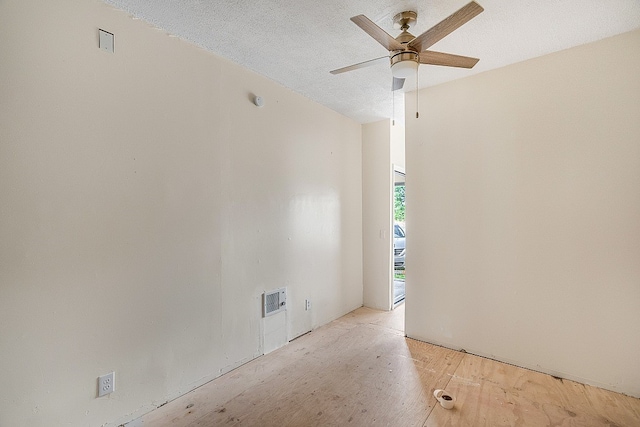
[142,305,640,426]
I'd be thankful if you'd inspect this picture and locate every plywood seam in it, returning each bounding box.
[420,349,467,426]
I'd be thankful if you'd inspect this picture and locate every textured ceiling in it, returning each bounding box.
[102,0,640,123]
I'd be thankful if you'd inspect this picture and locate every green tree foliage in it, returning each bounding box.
[394,185,405,222]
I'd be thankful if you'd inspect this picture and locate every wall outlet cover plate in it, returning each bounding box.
[98,371,115,397]
[99,29,114,53]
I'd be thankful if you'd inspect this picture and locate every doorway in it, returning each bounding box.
[393,168,405,306]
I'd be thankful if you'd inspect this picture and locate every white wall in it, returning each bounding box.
[0,1,363,426]
[362,120,406,311]
[405,30,640,397]
[362,120,393,310]
[391,123,405,170]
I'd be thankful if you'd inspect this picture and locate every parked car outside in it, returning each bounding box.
[394,223,405,269]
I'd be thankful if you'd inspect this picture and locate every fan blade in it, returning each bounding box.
[408,1,484,52]
[350,15,405,51]
[419,51,479,68]
[330,56,388,75]
[392,77,405,91]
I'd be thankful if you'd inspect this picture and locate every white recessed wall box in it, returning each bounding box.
[99,29,114,53]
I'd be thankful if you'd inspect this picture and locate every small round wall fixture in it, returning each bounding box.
[254,95,265,107]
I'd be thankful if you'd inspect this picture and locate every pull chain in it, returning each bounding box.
[392,88,395,126]
[416,67,420,119]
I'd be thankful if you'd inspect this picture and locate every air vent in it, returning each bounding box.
[263,288,286,317]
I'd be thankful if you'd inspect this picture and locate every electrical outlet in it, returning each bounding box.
[98,371,115,397]
[305,299,311,311]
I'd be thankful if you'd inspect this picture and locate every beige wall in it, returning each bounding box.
[362,120,393,310]
[0,1,363,426]
[362,120,406,311]
[405,30,640,397]
[391,122,406,170]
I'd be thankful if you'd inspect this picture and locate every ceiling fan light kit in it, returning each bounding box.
[391,52,419,78]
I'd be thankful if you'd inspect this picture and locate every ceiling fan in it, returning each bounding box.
[330,1,484,91]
